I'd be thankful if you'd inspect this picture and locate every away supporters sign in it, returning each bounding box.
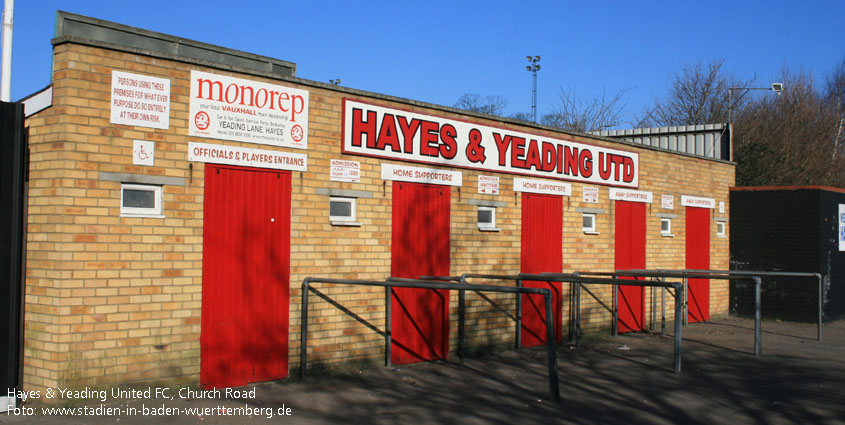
[342,99,639,188]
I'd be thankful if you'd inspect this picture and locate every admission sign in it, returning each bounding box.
[342,99,639,188]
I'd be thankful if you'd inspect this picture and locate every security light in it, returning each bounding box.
[771,83,784,92]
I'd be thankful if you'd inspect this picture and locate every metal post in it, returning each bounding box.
[300,280,310,379]
[458,288,466,367]
[1,0,13,102]
[385,286,392,367]
[673,282,682,373]
[543,291,560,402]
[575,281,582,348]
[754,276,761,356]
[683,277,689,326]
[568,282,574,343]
[651,282,657,332]
[516,279,523,349]
[612,276,618,336]
[661,279,666,336]
[570,272,579,344]
[817,273,823,341]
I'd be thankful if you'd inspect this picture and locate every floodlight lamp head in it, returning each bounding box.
[771,83,784,92]
[526,65,532,71]
[526,56,532,62]
[534,64,541,71]
[534,56,541,62]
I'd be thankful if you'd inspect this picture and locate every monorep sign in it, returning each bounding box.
[189,70,308,149]
[342,99,639,188]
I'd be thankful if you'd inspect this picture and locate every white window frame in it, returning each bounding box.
[582,213,598,234]
[717,221,726,237]
[477,206,499,231]
[329,196,359,226]
[660,217,673,237]
[120,183,163,218]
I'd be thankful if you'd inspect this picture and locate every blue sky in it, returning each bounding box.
[6,0,845,127]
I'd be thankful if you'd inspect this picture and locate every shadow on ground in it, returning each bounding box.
[5,317,844,424]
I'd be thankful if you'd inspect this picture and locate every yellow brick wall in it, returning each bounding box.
[22,41,735,392]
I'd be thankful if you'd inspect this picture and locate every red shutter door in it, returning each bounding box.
[391,182,451,364]
[520,193,563,347]
[686,206,711,322]
[615,200,646,333]
[201,165,291,388]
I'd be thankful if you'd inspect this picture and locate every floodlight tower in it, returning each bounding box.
[526,56,541,122]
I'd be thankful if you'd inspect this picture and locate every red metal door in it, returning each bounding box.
[201,165,291,388]
[520,193,563,347]
[615,200,646,333]
[686,206,711,322]
[391,182,450,364]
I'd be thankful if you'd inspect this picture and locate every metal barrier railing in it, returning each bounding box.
[584,270,769,355]
[299,269,819,401]
[578,271,739,330]
[455,272,685,373]
[300,277,561,402]
[523,272,686,373]
[626,269,824,341]
[457,274,525,349]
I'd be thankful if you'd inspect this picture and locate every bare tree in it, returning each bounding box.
[734,66,845,186]
[638,58,753,127]
[541,87,630,133]
[509,111,533,122]
[453,93,508,116]
[826,58,845,158]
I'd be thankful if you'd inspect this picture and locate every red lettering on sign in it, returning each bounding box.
[525,139,541,171]
[195,77,306,121]
[599,152,612,180]
[377,114,401,152]
[564,146,579,177]
[397,116,420,154]
[419,120,439,157]
[439,124,458,159]
[494,133,510,166]
[542,142,557,172]
[352,108,377,148]
[511,137,526,169]
[623,156,635,183]
[580,149,593,178]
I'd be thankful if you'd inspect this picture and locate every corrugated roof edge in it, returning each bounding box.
[46,11,735,166]
[591,124,726,137]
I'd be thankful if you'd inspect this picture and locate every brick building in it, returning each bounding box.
[20,11,735,392]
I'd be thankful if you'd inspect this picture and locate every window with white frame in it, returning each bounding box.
[477,206,497,231]
[120,183,163,217]
[582,213,597,234]
[661,217,673,237]
[717,221,726,237]
[329,197,357,225]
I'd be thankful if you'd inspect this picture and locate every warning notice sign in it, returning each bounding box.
[110,70,171,129]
